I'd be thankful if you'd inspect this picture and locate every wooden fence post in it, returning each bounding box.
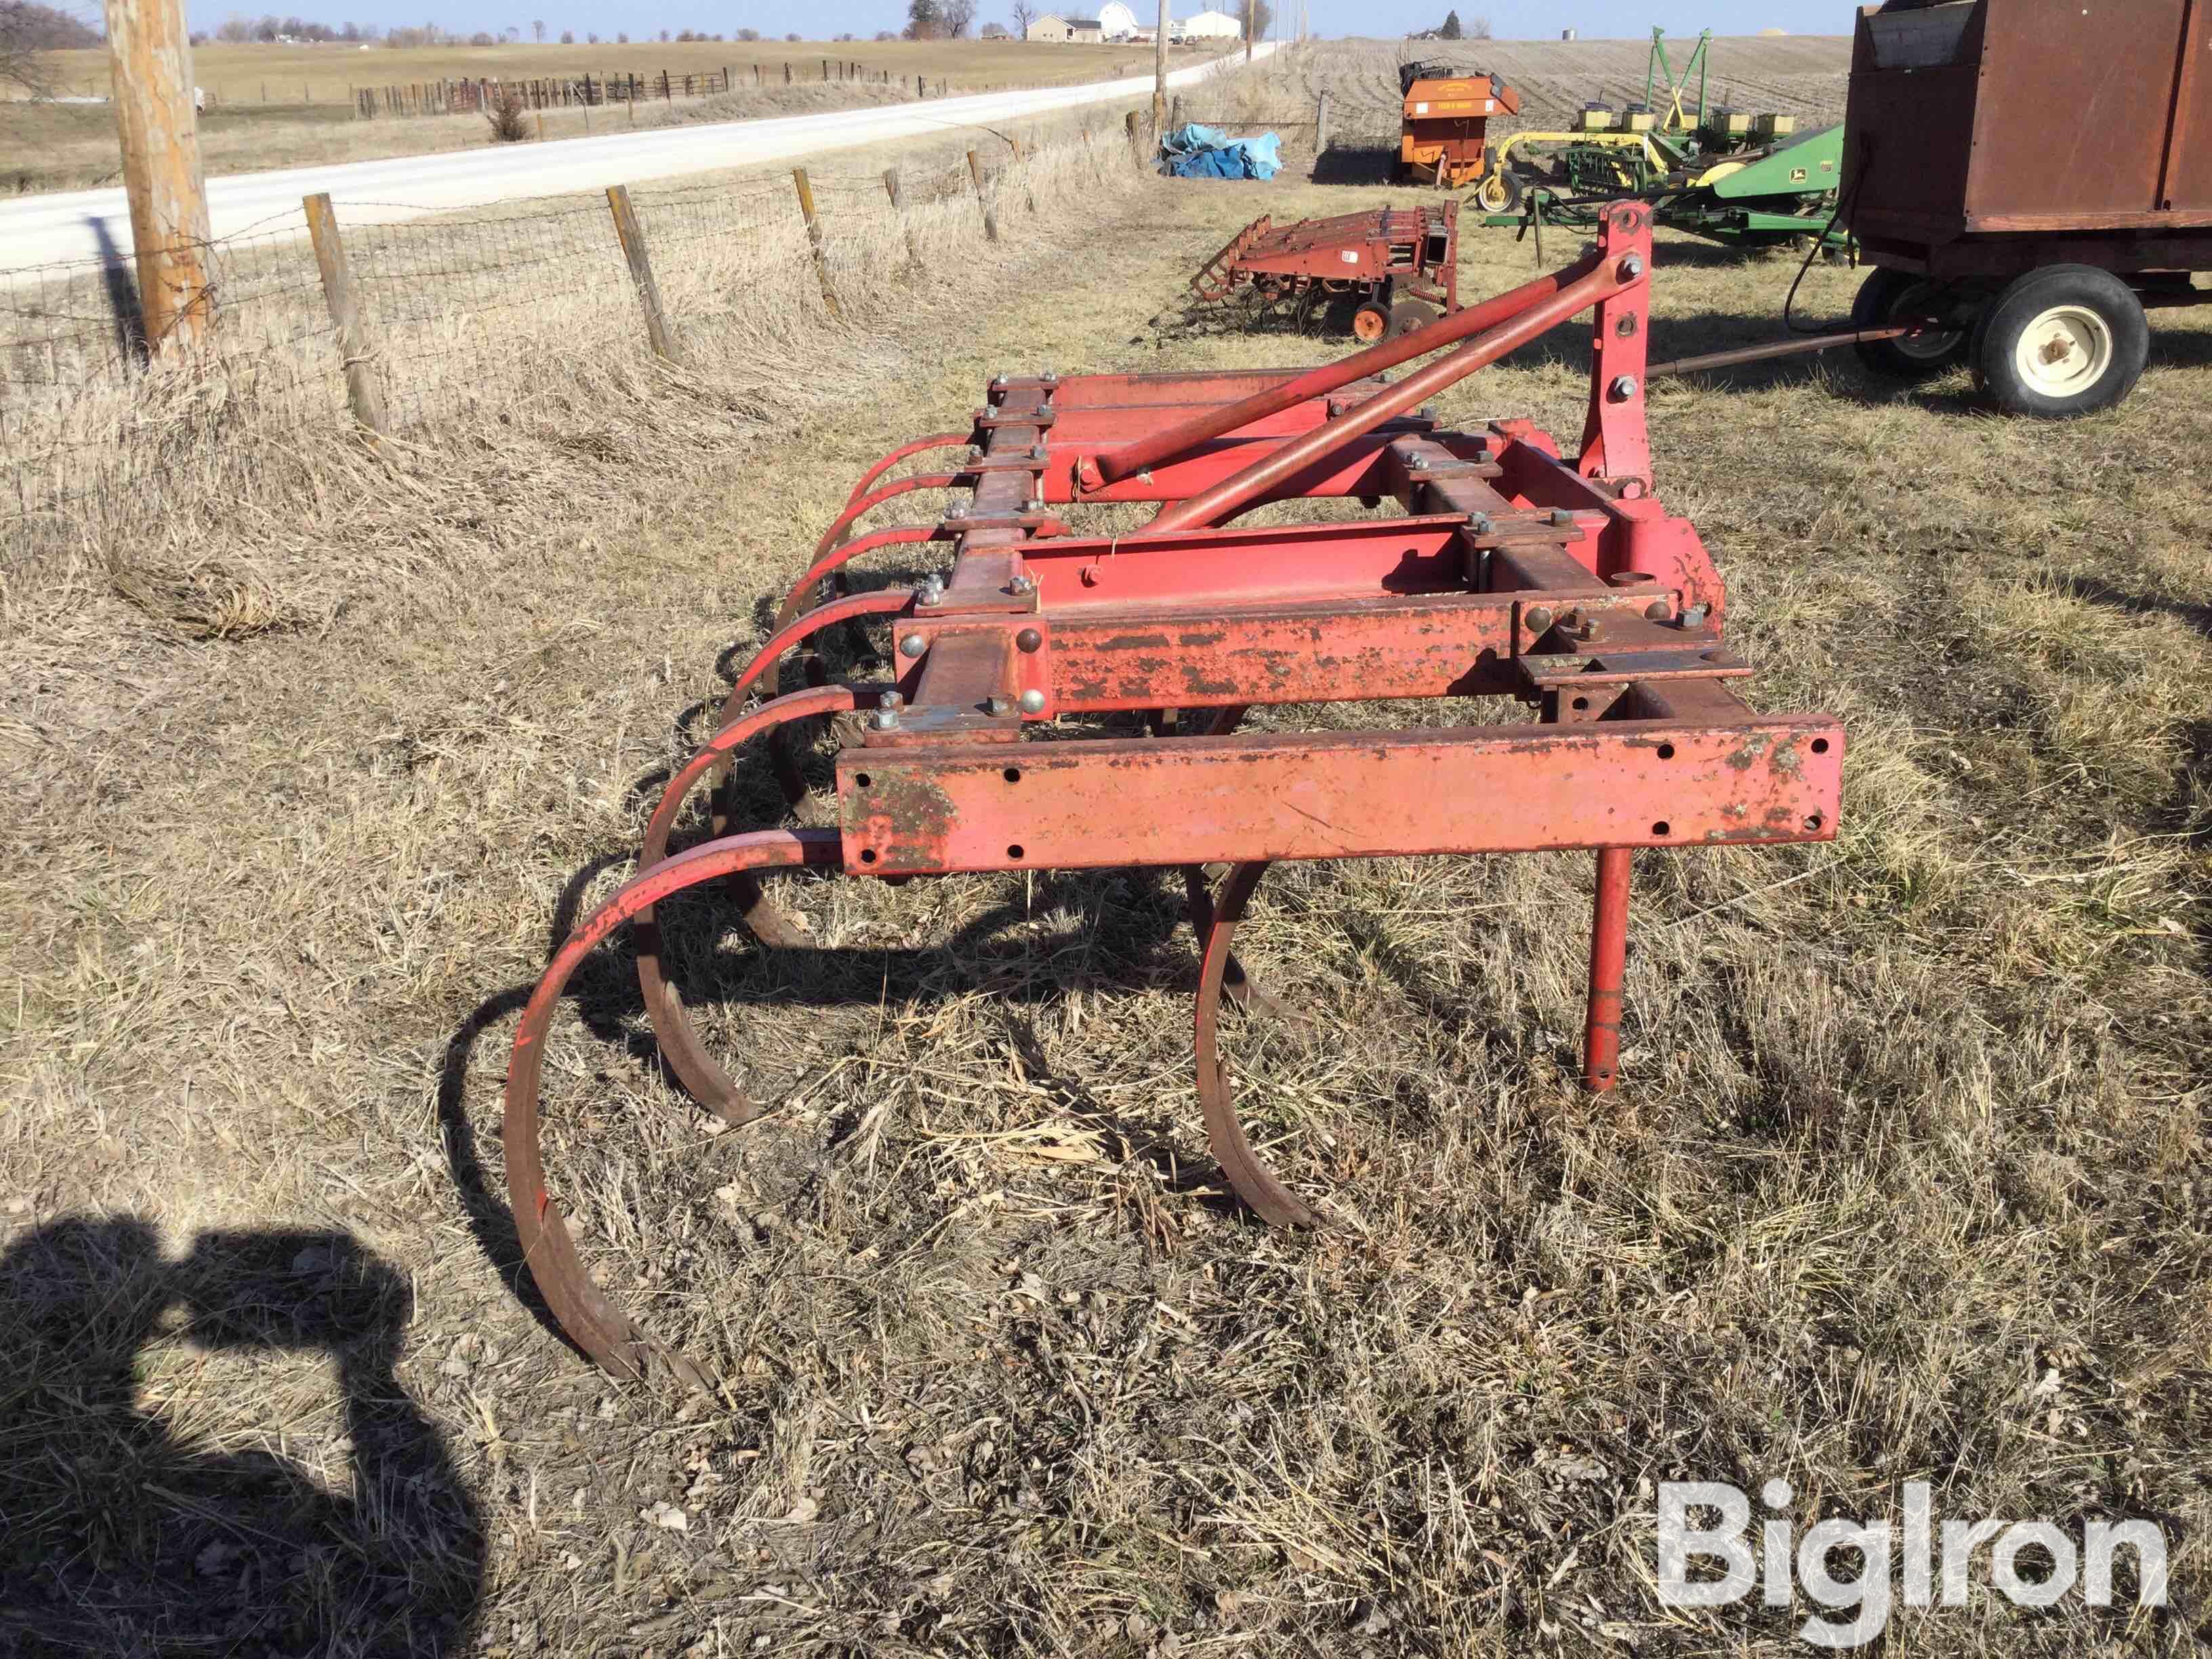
[1008,138,1037,214]
[1125,108,1143,166]
[916,73,924,98]
[882,167,922,268]
[605,185,679,363]
[790,168,842,321]
[303,192,389,443]
[1169,92,1181,128]
[966,149,1000,243]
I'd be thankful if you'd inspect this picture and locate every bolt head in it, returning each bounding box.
[1008,574,1036,596]
[872,708,899,731]
[899,634,926,657]
[1027,497,1046,514]
[987,694,1013,717]
[1408,453,1430,471]
[1550,508,1575,527]
[1031,443,1047,459]
[1523,606,1555,634]
[945,504,967,520]
[1018,689,1046,714]
[1620,253,1644,279]
[1611,374,1639,400]
[1015,627,1043,653]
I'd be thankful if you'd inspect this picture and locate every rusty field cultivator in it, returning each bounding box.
[503,203,1845,1383]
[1191,204,1460,340]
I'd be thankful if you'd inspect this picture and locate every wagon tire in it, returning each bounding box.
[1851,267,1970,381]
[1474,166,1524,213]
[1350,301,1391,344]
[1971,265,2148,419]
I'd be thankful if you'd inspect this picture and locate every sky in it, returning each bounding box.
[175,0,1853,45]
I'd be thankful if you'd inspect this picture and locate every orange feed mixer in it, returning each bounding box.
[1398,61,1522,190]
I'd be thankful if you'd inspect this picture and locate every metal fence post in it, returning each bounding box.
[965,150,1000,243]
[791,168,842,321]
[302,192,389,443]
[1316,89,1330,150]
[605,185,679,363]
[882,167,922,268]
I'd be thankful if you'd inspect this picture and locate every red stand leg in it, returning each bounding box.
[1582,846,1632,1091]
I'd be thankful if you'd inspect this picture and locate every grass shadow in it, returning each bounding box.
[0,1219,482,1654]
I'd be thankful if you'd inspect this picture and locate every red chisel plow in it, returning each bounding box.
[503,202,1844,1383]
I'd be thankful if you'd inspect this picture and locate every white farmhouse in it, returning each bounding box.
[1097,1,1139,38]
[1180,7,1244,37]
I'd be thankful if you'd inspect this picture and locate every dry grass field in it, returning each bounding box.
[3,42,2208,1658]
[2,36,1221,195]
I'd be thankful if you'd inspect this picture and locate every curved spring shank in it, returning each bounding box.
[846,433,968,506]
[770,526,935,634]
[634,684,878,1120]
[1145,258,1624,536]
[1193,859,1319,1228]
[504,827,841,1385]
[675,588,910,960]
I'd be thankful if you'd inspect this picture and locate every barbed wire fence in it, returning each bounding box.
[1,106,1155,541]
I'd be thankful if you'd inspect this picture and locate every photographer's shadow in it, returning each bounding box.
[0,1218,482,1656]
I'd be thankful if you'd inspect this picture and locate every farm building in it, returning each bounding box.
[1181,7,1244,37]
[1098,1,1139,37]
[1027,13,1106,40]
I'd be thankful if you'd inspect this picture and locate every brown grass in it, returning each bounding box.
[3,43,2207,1658]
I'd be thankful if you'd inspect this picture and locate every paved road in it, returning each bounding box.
[3,44,1277,274]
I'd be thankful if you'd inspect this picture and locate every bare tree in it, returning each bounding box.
[1008,0,1036,39]
[531,17,544,40]
[3,0,98,96]
[941,0,977,37]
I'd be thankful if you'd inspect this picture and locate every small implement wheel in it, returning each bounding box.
[1473,166,1524,213]
[1973,266,2148,418]
[1388,298,1439,337]
[1851,268,1971,381]
[1350,301,1391,343]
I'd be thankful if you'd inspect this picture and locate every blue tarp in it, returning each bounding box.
[1160,123,1282,180]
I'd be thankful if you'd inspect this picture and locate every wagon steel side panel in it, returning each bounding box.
[1965,0,2186,227]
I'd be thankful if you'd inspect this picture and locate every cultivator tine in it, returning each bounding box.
[635,685,883,1120]
[500,201,1846,1385]
[1193,861,1316,1227]
[505,827,842,1389]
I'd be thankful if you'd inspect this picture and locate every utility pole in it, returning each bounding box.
[1153,0,1168,137]
[104,0,213,352]
[1244,0,1253,60]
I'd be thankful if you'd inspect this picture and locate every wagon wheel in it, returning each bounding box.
[1350,300,1391,344]
[1474,166,1525,213]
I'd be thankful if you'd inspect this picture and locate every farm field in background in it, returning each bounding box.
[3,36,1230,195]
[1194,33,1851,141]
[3,40,2207,1658]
